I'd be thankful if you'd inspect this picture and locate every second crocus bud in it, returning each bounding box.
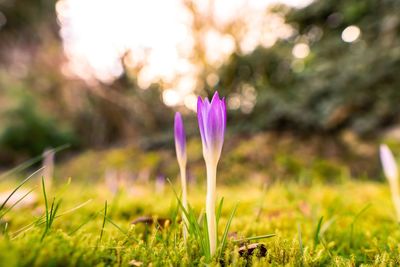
[174,112,189,239]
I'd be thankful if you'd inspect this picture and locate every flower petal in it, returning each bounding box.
[197,96,207,148]
[197,91,226,163]
[174,112,186,158]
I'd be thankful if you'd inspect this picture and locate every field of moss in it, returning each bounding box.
[1,174,400,266]
[0,134,399,266]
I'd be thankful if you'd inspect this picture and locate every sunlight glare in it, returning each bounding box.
[163,89,181,106]
[56,0,314,106]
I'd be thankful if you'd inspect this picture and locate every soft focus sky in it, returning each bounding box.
[56,0,316,109]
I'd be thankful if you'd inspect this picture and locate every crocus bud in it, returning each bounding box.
[197,91,226,256]
[174,112,188,239]
[174,112,187,167]
[197,91,226,165]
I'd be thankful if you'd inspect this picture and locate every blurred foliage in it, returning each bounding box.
[58,133,373,186]
[0,91,76,161]
[0,0,55,31]
[0,0,173,164]
[1,0,400,165]
[218,0,400,136]
[58,146,171,184]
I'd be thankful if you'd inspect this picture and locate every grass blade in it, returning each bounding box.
[98,201,108,244]
[233,233,276,243]
[314,216,324,247]
[0,167,44,212]
[12,199,92,239]
[0,187,37,219]
[202,213,211,261]
[166,179,191,222]
[69,211,100,235]
[216,197,224,225]
[218,203,238,259]
[216,197,224,244]
[298,223,303,256]
[104,216,130,237]
[41,176,49,230]
[349,203,371,247]
[50,200,62,226]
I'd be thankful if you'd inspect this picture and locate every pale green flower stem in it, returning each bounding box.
[206,161,217,256]
[179,163,188,240]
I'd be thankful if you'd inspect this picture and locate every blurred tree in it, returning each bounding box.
[217,0,400,136]
[1,0,400,165]
[0,91,76,162]
[0,0,173,164]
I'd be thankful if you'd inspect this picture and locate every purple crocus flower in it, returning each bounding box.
[197,91,226,256]
[174,112,187,165]
[197,91,226,164]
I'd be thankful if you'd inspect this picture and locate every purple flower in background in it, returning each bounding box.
[197,91,226,164]
[380,144,400,222]
[197,91,226,256]
[380,144,398,182]
[174,112,187,165]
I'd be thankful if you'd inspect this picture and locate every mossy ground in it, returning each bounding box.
[0,176,400,266]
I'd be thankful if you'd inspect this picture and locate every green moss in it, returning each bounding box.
[0,177,399,266]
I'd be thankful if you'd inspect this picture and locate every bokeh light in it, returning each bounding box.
[341,25,361,43]
[292,43,310,58]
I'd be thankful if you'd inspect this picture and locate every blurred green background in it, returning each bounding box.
[0,0,399,180]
